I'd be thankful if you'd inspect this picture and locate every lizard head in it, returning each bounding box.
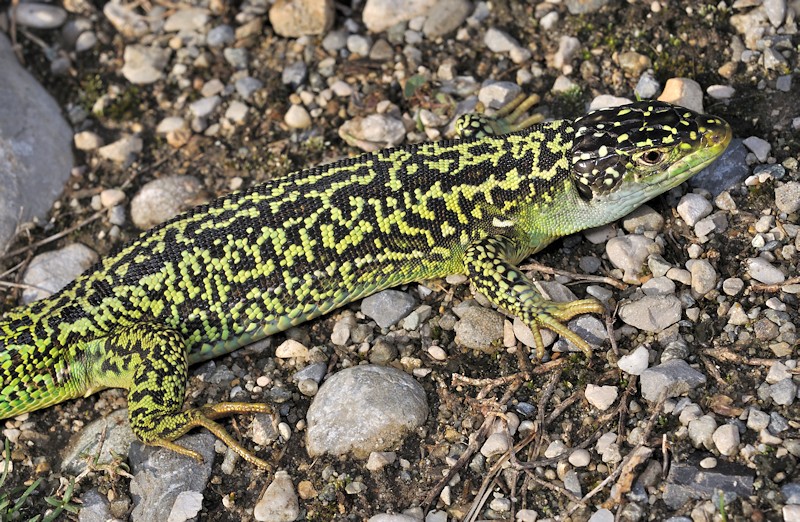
[569,101,731,212]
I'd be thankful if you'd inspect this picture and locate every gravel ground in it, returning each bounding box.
[0,1,798,521]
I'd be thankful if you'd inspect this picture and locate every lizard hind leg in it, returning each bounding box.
[99,324,273,469]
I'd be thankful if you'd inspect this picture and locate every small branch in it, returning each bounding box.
[520,260,627,290]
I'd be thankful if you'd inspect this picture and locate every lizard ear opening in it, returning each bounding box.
[571,152,627,202]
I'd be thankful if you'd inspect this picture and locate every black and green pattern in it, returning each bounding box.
[0,100,731,467]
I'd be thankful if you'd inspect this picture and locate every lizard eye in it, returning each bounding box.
[638,150,665,166]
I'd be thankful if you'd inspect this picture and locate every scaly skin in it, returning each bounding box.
[0,100,731,468]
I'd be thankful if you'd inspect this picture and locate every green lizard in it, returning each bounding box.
[0,99,731,469]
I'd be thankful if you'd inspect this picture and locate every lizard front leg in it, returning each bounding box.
[462,236,605,359]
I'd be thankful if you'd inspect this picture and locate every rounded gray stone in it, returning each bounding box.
[306,365,428,458]
[22,243,98,304]
[361,289,416,328]
[130,175,205,229]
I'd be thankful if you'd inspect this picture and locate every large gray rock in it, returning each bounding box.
[0,33,73,252]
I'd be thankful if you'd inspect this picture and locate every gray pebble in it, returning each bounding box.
[585,384,618,411]
[617,345,649,375]
[640,359,707,402]
[61,409,136,475]
[74,131,104,151]
[641,276,676,296]
[763,0,787,26]
[253,471,300,522]
[207,25,235,48]
[706,84,735,100]
[579,256,602,274]
[284,104,312,129]
[454,306,504,350]
[322,29,348,52]
[687,259,717,297]
[775,181,800,214]
[75,31,98,53]
[745,257,785,284]
[339,114,406,152]
[423,0,472,38]
[746,408,770,431]
[722,277,744,296]
[223,47,249,69]
[282,62,308,86]
[712,424,740,456]
[361,289,416,328]
[606,235,656,283]
[293,362,327,384]
[634,72,660,98]
[235,76,263,100]
[622,204,664,233]
[305,365,428,458]
[776,74,792,92]
[478,81,522,110]
[130,175,205,229]
[164,7,209,32]
[553,35,581,70]
[743,136,771,162]
[347,34,372,56]
[688,415,717,449]
[121,45,172,85]
[677,193,712,226]
[13,3,67,29]
[483,28,531,63]
[98,135,143,164]
[770,379,797,405]
[189,95,221,119]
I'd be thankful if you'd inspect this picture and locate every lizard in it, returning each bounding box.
[0,98,731,469]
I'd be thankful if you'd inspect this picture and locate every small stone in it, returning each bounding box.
[268,0,335,37]
[189,96,221,119]
[776,74,792,92]
[366,451,397,471]
[235,77,263,100]
[164,7,209,32]
[361,290,416,328]
[622,204,664,233]
[478,82,522,111]
[617,345,649,375]
[13,3,67,29]
[569,448,591,467]
[480,432,510,458]
[339,114,406,152]
[100,189,126,208]
[712,424,740,456]
[284,104,312,129]
[207,25,235,48]
[156,117,186,134]
[483,28,531,64]
[606,235,656,283]
[553,35,581,70]
[714,191,736,211]
[97,135,143,164]
[745,257,785,284]
[688,415,717,449]
[281,62,308,86]
[454,306,504,351]
[585,384,618,411]
[742,136,771,163]
[640,360,707,402]
[706,85,736,99]
[688,259,717,297]
[770,379,797,405]
[130,175,205,229]
[306,365,428,458]
[223,47,249,69]
[275,339,309,359]
[121,45,171,85]
[763,0,787,26]
[22,244,98,303]
[225,101,248,123]
[618,51,651,77]
[254,471,300,522]
[775,182,800,214]
[634,72,660,98]
[74,131,104,151]
[551,75,579,93]
[544,440,567,458]
[657,77,704,113]
[75,32,98,53]
[619,295,682,332]
[677,193,712,226]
